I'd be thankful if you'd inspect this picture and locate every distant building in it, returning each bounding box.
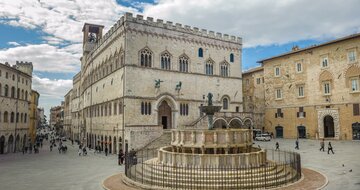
[258,33,360,140]
[64,89,72,139]
[49,102,64,134]
[0,61,33,154]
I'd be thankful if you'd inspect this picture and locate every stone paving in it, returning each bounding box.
[0,138,359,190]
[0,140,123,190]
[255,139,360,190]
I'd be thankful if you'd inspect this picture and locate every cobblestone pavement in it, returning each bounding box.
[0,140,123,190]
[0,139,359,190]
[255,139,360,190]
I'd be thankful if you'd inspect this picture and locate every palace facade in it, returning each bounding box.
[258,33,360,140]
[65,12,247,153]
[0,61,33,154]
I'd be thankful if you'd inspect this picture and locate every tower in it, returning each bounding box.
[82,23,104,56]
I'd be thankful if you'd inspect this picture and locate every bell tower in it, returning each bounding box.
[82,23,104,56]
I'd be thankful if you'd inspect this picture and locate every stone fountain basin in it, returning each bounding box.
[200,106,222,115]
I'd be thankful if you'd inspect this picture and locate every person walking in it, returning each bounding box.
[118,149,124,165]
[50,144,53,152]
[319,139,325,152]
[295,138,299,150]
[105,147,108,156]
[328,142,334,154]
[275,142,279,151]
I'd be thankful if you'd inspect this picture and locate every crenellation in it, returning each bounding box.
[231,36,236,41]
[124,12,133,21]
[147,17,153,22]
[184,25,191,30]
[209,31,215,37]
[175,23,182,29]
[201,29,207,35]
[216,32,222,38]
[223,34,229,40]
[136,14,144,20]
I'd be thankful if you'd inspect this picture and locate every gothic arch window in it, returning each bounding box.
[179,54,189,72]
[140,48,152,67]
[161,51,171,70]
[24,113,27,123]
[114,102,117,115]
[4,85,9,97]
[10,112,15,123]
[205,59,214,75]
[16,112,19,123]
[198,48,203,57]
[222,97,229,110]
[21,89,24,99]
[230,53,234,63]
[11,86,15,98]
[25,90,28,101]
[21,113,23,122]
[4,111,8,122]
[0,83,2,96]
[220,61,230,77]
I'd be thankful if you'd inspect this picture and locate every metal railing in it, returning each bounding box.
[125,149,301,190]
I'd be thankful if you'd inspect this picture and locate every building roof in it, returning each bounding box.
[242,66,263,75]
[257,33,360,63]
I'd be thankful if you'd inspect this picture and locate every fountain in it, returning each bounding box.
[123,93,302,189]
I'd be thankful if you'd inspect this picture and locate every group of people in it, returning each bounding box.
[94,145,109,156]
[274,138,335,154]
[78,144,87,156]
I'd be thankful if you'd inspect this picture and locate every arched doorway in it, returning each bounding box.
[8,135,14,153]
[228,118,243,128]
[275,126,283,138]
[297,126,306,138]
[352,122,360,140]
[158,101,172,129]
[15,135,20,152]
[109,136,112,154]
[244,119,253,129]
[0,136,5,154]
[213,119,228,129]
[324,115,335,138]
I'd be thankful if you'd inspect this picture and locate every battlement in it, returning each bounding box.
[91,12,242,53]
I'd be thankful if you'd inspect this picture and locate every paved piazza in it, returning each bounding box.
[0,141,122,190]
[0,139,359,190]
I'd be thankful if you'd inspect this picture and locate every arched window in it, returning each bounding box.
[179,55,189,72]
[4,85,9,97]
[21,89,24,99]
[4,111,8,122]
[230,53,234,63]
[205,59,214,75]
[11,86,15,98]
[220,62,229,77]
[222,97,229,110]
[0,83,2,96]
[21,113,23,122]
[25,90,28,101]
[161,52,171,70]
[198,48,203,57]
[17,88,20,99]
[104,105,107,116]
[12,74,15,81]
[109,103,112,116]
[24,113,27,123]
[114,102,117,115]
[140,48,152,67]
[141,102,145,115]
[10,112,15,123]
[16,112,19,123]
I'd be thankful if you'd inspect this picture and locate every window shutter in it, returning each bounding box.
[296,112,299,118]
[275,113,277,118]
[303,112,306,117]
[354,104,360,116]
[281,113,284,118]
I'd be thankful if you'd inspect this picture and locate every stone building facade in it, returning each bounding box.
[259,33,360,140]
[71,72,82,141]
[49,103,64,134]
[0,61,33,154]
[73,12,244,153]
[29,90,40,144]
[242,67,265,130]
[64,89,72,139]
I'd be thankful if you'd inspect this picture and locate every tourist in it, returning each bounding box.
[50,144,53,152]
[328,142,334,154]
[118,149,124,165]
[319,139,325,152]
[105,147,108,156]
[78,148,82,156]
[83,147,87,156]
[275,142,279,150]
[295,139,299,150]
[22,146,25,155]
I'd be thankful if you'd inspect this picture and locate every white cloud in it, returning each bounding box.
[7,41,20,46]
[32,75,73,117]
[0,44,80,73]
[142,0,360,47]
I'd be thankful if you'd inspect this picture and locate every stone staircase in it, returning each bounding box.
[136,131,172,158]
[128,158,299,189]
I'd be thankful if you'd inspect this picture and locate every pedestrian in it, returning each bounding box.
[78,148,82,156]
[319,139,325,152]
[94,146,98,154]
[118,149,124,165]
[50,144,53,152]
[105,147,108,156]
[275,142,279,151]
[22,146,25,155]
[83,147,87,156]
[328,142,334,154]
[295,138,299,150]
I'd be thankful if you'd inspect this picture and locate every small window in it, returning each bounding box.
[179,55,189,72]
[161,52,171,70]
[222,98,229,110]
[6,72,8,79]
[180,103,189,116]
[275,89,282,99]
[296,63,302,72]
[12,74,15,81]
[323,82,331,95]
[351,78,359,92]
[297,107,306,118]
[256,78,261,84]
[235,106,239,112]
[141,102,151,115]
[274,67,280,77]
[198,48,203,57]
[348,50,356,63]
[298,86,304,97]
[230,53,234,62]
[353,104,360,116]
[321,57,328,68]
[275,108,284,118]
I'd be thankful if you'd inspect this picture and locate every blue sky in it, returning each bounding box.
[1,0,360,117]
